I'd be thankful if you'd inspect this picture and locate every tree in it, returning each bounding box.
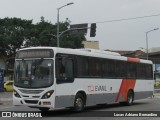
[60,34,85,48]
[25,17,57,47]
[0,17,86,58]
[25,17,86,48]
[0,17,32,58]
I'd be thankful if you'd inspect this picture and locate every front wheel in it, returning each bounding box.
[126,90,134,106]
[73,93,85,112]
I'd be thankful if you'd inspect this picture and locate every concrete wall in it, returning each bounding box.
[149,47,160,53]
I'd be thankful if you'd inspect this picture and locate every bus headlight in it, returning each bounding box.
[13,90,21,98]
[41,90,54,99]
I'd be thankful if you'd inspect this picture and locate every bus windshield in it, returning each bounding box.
[14,59,53,88]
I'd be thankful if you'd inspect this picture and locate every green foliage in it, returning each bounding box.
[155,82,160,87]
[25,17,57,47]
[0,17,32,57]
[60,34,85,48]
[0,17,86,58]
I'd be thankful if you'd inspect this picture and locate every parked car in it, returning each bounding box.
[4,80,13,92]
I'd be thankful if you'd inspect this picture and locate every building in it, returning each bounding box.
[82,41,99,49]
[148,47,160,63]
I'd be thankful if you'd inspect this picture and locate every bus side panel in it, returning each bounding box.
[54,78,154,108]
[55,78,123,108]
[134,91,153,100]
[86,93,120,106]
[134,79,154,100]
[55,95,75,108]
[55,83,76,108]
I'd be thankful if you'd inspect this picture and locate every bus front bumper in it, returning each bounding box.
[13,95,54,109]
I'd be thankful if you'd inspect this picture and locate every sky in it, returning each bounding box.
[0,0,160,51]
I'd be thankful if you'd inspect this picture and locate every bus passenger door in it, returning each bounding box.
[55,55,75,108]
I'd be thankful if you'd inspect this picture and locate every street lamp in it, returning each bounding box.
[57,2,74,47]
[146,28,159,60]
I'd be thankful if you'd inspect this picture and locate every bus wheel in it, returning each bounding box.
[39,107,49,111]
[126,90,134,106]
[74,93,85,112]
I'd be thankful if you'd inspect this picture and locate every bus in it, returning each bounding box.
[13,47,154,112]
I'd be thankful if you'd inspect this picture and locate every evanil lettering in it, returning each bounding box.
[95,86,107,91]
[88,86,107,92]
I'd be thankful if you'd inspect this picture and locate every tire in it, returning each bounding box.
[73,93,85,112]
[126,90,134,106]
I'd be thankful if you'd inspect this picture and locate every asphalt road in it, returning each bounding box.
[0,94,160,120]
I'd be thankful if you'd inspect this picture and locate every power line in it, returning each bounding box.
[89,13,160,24]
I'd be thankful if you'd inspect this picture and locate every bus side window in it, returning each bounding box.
[56,56,74,83]
[65,59,74,81]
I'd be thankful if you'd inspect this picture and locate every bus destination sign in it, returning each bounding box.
[16,49,54,58]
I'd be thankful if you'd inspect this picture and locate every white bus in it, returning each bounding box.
[13,47,154,112]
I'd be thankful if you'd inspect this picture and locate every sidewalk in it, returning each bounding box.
[0,92,13,106]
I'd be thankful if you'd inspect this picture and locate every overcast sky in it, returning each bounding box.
[0,0,160,51]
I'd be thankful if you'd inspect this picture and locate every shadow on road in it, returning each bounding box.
[40,102,149,117]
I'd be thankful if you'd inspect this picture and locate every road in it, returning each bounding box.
[0,93,160,120]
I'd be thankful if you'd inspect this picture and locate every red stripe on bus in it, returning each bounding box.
[127,57,140,63]
[115,80,125,102]
[115,79,136,102]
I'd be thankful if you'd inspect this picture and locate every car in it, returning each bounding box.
[4,80,14,92]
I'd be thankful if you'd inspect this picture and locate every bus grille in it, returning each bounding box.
[24,100,39,104]
[19,89,43,94]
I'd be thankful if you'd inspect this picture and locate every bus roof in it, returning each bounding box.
[18,47,152,64]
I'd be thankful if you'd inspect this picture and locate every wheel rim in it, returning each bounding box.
[128,93,133,104]
[75,98,83,111]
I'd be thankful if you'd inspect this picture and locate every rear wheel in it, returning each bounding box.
[73,93,85,112]
[126,90,134,106]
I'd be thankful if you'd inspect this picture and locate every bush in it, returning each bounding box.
[154,82,160,87]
